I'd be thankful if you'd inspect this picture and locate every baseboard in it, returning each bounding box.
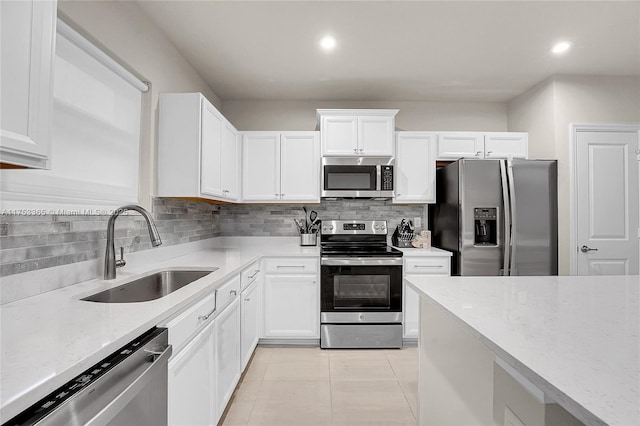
[403,338,418,347]
[258,338,320,346]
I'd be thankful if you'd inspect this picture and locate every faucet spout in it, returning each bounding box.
[104,205,162,280]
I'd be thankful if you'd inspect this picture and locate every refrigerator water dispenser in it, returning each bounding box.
[474,208,497,246]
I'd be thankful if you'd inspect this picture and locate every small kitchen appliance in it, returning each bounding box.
[320,220,403,349]
[321,157,394,199]
[430,159,558,276]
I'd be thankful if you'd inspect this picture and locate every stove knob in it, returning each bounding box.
[328,225,334,231]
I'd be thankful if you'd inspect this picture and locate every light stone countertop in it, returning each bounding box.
[406,275,640,426]
[395,246,452,257]
[0,236,322,421]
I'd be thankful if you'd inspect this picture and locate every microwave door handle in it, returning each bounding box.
[376,165,381,191]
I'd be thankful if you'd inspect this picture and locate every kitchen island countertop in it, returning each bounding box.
[406,274,639,426]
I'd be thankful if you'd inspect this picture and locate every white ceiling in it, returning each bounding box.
[138,1,640,102]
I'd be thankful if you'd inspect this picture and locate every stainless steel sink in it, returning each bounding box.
[82,268,218,303]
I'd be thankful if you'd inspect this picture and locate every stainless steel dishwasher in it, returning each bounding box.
[4,327,172,426]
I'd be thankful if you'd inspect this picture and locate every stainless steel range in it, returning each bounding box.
[320,220,403,349]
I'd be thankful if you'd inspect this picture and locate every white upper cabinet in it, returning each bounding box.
[280,132,320,201]
[0,0,56,168]
[242,131,320,203]
[221,122,240,200]
[358,115,396,156]
[436,132,485,160]
[242,132,281,202]
[158,93,239,202]
[437,131,528,160]
[318,109,398,157]
[200,100,224,197]
[394,132,437,204]
[320,116,358,156]
[483,132,528,159]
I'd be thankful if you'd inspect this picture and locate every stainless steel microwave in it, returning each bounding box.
[321,157,394,199]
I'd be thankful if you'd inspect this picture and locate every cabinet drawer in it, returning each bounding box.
[405,257,451,275]
[216,274,241,311]
[241,261,261,290]
[263,257,318,274]
[162,291,216,356]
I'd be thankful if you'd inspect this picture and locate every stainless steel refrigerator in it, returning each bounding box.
[431,159,558,276]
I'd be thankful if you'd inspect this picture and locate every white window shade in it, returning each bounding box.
[1,20,145,212]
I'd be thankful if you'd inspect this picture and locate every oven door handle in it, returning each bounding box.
[321,258,403,266]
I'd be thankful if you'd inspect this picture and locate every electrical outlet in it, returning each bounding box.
[414,217,421,228]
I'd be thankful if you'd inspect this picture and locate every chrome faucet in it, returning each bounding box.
[104,205,162,280]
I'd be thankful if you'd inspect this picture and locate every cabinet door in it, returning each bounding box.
[221,122,239,200]
[263,275,319,338]
[358,116,394,156]
[321,116,358,156]
[403,281,420,338]
[241,281,259,371]
[168,319,215,426]
[437,132,485,160]
[200,100,224,196]
[280,132,320,202]
[484,133,528,159]
[242,132,280,201]
[0,0,56,168]
[395,132,436,203]
[214,298,241,423]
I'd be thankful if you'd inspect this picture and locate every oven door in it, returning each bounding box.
[320,261,402,313]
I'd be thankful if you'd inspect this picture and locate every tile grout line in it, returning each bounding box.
[387,351,419,423]
[328,350,334,426]
[242,348,270,426]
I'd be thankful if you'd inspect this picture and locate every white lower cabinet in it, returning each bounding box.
[262,258,319,339]
[403,284,421,339]
[404,256,451,339]
[168,320,216,426]
[214,297,241,423]
[165,274,241,426]
[241,280,259,370]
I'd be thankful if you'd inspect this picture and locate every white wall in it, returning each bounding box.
[507,79,557,160]
[223,100,508,131]
[58,0,221,209]
[508,75,640,275]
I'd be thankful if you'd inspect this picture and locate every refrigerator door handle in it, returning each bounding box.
[500,160,511,276]
[507,160,517,275]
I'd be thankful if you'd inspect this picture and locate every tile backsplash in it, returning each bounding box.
[219,199,425,237]
[0,198,221,277]
[1,197,424,279]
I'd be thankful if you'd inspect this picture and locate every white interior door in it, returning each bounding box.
[576,130,639,275]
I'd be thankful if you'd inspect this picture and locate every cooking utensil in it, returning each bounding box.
[293,218,305,234]
[309,217,320,232]
[303,207,309,232]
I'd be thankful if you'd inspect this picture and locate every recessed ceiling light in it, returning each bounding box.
[320,35,336,51]
[551,41,572,55]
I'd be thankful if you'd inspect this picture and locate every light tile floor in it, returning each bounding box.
[221,346,418,426]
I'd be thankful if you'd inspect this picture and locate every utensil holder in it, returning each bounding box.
[300,233,317,246]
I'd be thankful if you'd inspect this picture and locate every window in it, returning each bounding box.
[0,19,147,212]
